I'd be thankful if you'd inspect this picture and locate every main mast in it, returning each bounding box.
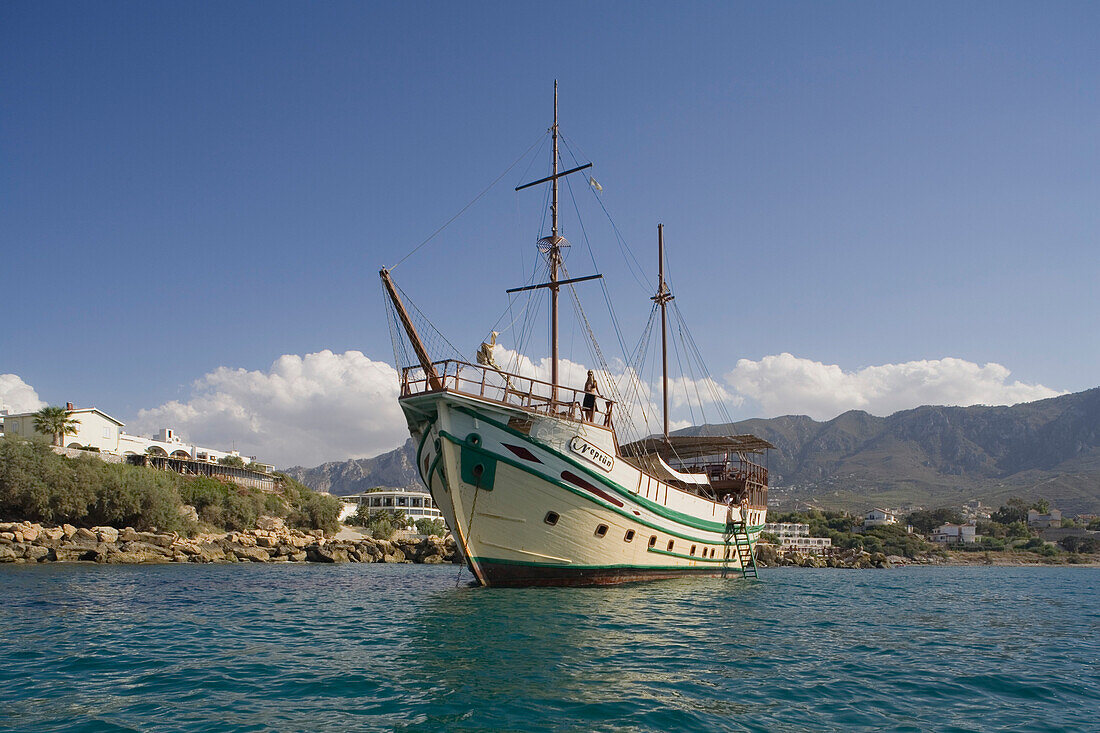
[652,224,674,440]
[513,82,595,403]
[549,81,561,397]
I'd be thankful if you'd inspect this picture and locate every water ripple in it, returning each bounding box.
[1,564,1097,731]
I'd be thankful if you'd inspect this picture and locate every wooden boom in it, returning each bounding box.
[380,268,443,392]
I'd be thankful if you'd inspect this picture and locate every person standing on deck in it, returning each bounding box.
[582,370,600,422]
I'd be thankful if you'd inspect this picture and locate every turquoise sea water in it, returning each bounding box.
[1,564,1097,732]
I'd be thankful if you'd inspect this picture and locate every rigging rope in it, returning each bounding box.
[389,132,546,271]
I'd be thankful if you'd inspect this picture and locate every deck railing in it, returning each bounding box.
[401,360,616,428]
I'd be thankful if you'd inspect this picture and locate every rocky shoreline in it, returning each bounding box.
[5,520,1096,569]
[756,545,1100,568]
[0,520,461,565]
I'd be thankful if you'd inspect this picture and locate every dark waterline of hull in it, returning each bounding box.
[476,560,749,587]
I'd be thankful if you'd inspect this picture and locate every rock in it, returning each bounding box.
[72,527,98,542]
[23,545,50,562]
[93,527,119,544]
[422,554,445,564]
[194,543,228,563]
[20,525,40,542]
[0,532,14,542]
[0,546,18,562]
[886,555,907,566]
[289,551,307,562]
[230,545,273,562]
[106,550,170,564]
[62,524,77,539]
[755,544,779,566]
[255,536,279,549]
[40,526,64,542]
[140,532,176,548]
[256,515,286,532]
[115,542,173,562]
[179,504,199,522]
[284,534,312,549]
[173,542,203,557]
[306,544,349,563]
[56,540,106,562]
[870,552,891,569]
[383,547,407,563]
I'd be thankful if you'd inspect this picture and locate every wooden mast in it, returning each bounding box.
[549,80,561,400]
[380,268,442,391]
[513,82,595,405]
[652,223,674,440]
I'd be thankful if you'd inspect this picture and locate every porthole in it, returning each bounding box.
[667,540,674,552]
[624,529,635,543]
[710,548,716,558]
[690,545,697,556]
[544,511,560,526]
[595,524,609,538]
[648,536,657,548]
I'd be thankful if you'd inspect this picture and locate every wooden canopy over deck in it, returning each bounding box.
[619,434,775,460]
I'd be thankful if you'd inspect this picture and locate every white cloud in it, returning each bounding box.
[131,350,406,468]
[725,353,1064,420]
[0,374,47,414]
[129,346,1065,469]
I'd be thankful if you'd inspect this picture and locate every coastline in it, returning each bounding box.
[0,520,461,565]
[758,544,1100,569]
[4,519,1096,569]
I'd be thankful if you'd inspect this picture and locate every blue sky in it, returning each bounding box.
[3,2,1098,466]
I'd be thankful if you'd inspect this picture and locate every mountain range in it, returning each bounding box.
[285,387,1100,514]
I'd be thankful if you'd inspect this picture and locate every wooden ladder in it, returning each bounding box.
[733,519,759,579]
[723,516,759,579]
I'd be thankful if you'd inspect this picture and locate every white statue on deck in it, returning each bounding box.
[476,331,515,392]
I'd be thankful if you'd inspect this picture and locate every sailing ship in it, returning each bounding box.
[381,85,773,586]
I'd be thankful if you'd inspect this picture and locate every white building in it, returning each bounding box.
[2,404,273,472]
[931,523,980,545]
[1027,509,1062,529]
[863,508,899,529]
[763,522,833,555]
[1,406,124,453]
[339,489,444,525]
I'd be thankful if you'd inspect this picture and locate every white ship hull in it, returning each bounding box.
[402,391,766,586]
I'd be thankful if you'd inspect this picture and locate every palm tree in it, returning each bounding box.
[33,406,81,447]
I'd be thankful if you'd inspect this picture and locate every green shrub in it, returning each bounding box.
[415,518,446,536]
[223,490,263,530]
[350,508,406,540]
[290,491,341,535]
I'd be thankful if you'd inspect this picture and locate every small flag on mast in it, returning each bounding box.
[589,176,602,192]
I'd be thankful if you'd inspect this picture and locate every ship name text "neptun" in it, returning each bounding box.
[568,436,614,472]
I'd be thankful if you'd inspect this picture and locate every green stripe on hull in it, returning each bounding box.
[439,430,762,546]
[452,404,759,534]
